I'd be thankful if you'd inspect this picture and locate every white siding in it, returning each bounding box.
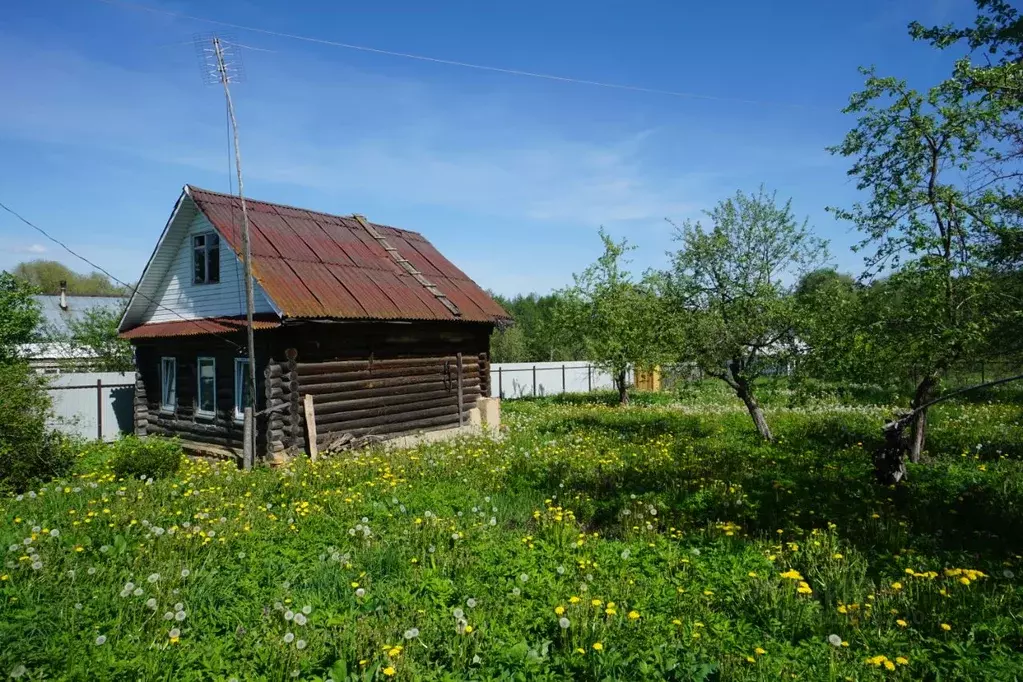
[140,213,275,323]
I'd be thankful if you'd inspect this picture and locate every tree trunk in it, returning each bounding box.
[735,380,773,441]
[908,375,938,463]
[616,370,629,406]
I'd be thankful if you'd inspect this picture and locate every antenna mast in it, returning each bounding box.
[200,35,258,468]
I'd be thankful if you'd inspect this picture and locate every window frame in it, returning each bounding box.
[233,357,250,421]
[192,232,221,285]
[196,356,217,419]
[160,357,176,412]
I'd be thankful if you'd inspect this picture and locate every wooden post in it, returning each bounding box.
[304,393,318,461]
[96,378,103,441]
[456,353,464,426]
[286,348,300,449]
[243,407,253,470]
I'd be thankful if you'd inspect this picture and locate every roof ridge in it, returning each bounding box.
[185,185,427,241]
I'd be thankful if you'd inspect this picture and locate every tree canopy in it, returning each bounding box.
[12,260,128,296]
[661,187,825,440]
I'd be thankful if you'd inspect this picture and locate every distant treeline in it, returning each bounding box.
[488,292,586,363]
[12,260,130,296]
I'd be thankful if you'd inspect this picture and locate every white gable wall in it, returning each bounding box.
[139,212,276,324]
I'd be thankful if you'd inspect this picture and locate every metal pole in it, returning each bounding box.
[587,364,592,392]
[532,365,537,397]
[213,37,258,462]
[96,379,103,441]
[498,366,503,399]
[562,364,566,394]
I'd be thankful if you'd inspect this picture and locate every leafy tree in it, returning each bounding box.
[662,187,826,440]
[562,230,663,405]
[0,272,73,492]
[490,324,529,363]
[829,68,1017,468]
[12,260,128,296]
[66,305,134,372]
[489,292,587,362]
[0,272,41,361]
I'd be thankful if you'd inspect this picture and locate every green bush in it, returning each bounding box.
[0,362,77,493]
[108,436,183,480]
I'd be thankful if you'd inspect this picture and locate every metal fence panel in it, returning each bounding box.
[489,362,632,399]
[46,372,135,442]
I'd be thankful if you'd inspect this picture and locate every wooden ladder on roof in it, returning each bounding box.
[352,214,462,318]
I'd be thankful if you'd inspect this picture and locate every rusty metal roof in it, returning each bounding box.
[186,186,509,324]
[120,316,280,339]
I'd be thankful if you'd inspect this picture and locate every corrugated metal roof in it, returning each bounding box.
[120,316,280,339]
[186,186,509,323]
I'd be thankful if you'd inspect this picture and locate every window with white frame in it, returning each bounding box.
[192,233,220,284]
[234,358,250,420]
[196,357,216,417]
[160,357,176,411]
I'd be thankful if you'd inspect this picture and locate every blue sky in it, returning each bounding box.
[0,0,970,295]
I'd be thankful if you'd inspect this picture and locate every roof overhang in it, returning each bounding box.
[119,316,280,340]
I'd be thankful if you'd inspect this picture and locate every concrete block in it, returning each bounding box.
[477,397,501,431]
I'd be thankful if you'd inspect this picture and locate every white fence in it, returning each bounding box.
[489,362,632,399]
[46,372,135,442]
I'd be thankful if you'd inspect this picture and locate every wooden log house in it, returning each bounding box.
[118,186,509,461]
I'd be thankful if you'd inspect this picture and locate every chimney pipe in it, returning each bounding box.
[59,280,68,311]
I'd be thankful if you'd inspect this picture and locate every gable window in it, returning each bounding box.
[234,358,251,421]
[197,357,216,417]
[160,357,176,411]
[193,233,220,284]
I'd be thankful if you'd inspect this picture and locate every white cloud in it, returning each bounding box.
[0,33,715,232]
[13,244,48,255]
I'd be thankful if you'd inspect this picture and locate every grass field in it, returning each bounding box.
[2,391,1022,680]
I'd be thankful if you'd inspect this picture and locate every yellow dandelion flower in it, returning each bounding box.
[627,610,640,620]
[896,656,909,665]
[896,619,908,628]
[382,667,396,677]
[755,647,767,655]
[555,606,565,615]
[941,623,952,631]
[592,642,603,651]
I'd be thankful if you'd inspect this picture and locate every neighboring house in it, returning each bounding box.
[22,287,126,373]
[118,185,510,460]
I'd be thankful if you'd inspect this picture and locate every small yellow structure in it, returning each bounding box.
[634,365,662,392]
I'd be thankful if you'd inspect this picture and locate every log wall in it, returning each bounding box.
[269,322,492,451]
[131,321,494,460]
[133,334,270,457]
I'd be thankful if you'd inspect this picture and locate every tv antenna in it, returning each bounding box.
[196,32,257,469]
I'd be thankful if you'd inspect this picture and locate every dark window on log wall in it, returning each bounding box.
[197,356,216,417]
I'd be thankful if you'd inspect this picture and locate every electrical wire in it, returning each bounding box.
[0,199,248,353]
[94,0,815,110]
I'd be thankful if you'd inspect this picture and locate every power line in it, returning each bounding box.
[0,199,247,353]
[94,0,818,111]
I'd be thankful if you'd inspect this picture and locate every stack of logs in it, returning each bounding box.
[264,349,481,455]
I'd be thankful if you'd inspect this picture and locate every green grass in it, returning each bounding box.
[1,397,1022,681]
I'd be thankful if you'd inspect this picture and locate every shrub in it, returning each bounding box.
[0,362,77,493]
[108,436,183,480]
